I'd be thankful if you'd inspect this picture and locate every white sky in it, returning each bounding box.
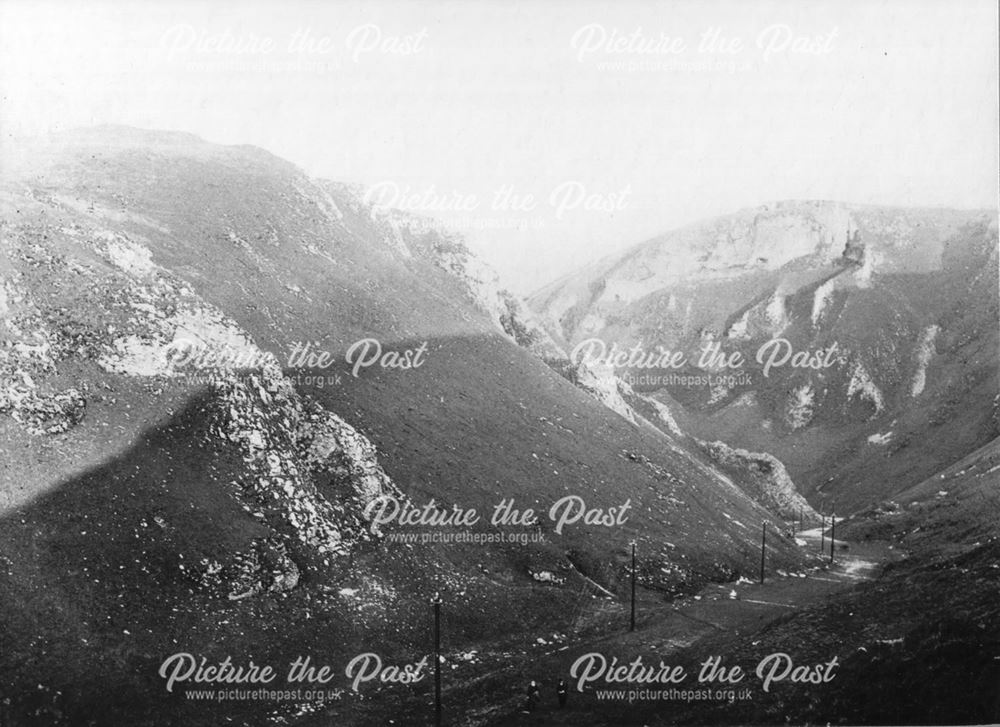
[2,0,997,293]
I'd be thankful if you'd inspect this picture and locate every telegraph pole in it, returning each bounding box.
[431,592,442,727]
[629,540,637,632]
[830,503,836,564]
[759,523,766,584]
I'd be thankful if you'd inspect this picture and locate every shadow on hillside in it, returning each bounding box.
[0,391,278,726]
[0,331,808,726]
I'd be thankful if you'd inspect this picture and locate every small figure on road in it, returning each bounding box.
[526,680,540,711]
[557,679,568,708]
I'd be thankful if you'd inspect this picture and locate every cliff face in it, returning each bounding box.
[533,201,976,342]
[531,201,1000,508]
[699,440,818,522]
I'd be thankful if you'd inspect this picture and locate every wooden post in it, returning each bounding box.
[629,540,636,632]
[432,592,442,727]
[759,523,766,584]
[830,504,836,564]
[820,512,825,553]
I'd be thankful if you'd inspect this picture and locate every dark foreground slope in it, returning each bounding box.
[657,440,1000,726]
[477,440,1000,726]
[0,128,803,725]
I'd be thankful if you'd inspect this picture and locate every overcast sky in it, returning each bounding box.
[2,0,997,293]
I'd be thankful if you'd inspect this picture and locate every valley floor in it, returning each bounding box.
[308,529,909,726]
[483,531,899,726]
[473,512,1000,727]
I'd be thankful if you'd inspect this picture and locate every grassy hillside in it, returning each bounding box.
[0,127,806,725]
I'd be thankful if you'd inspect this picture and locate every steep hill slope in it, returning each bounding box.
[0,127,804,725]
[530,201,1000,510]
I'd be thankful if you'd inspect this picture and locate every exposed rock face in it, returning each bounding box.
[529,201,999,508]
[533,202,863,329]
[0,255,90,434]
[846,361,886,417]
[699,440,817,521]
[221,538,301,600]
[429,238,564,359]
[0,381,86,435]
[785,384,816,430]
[1,183,404,597]
[910,325,940,398]
[206,364,401,558]
[842,228,865,265]
[562,362,638,424]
